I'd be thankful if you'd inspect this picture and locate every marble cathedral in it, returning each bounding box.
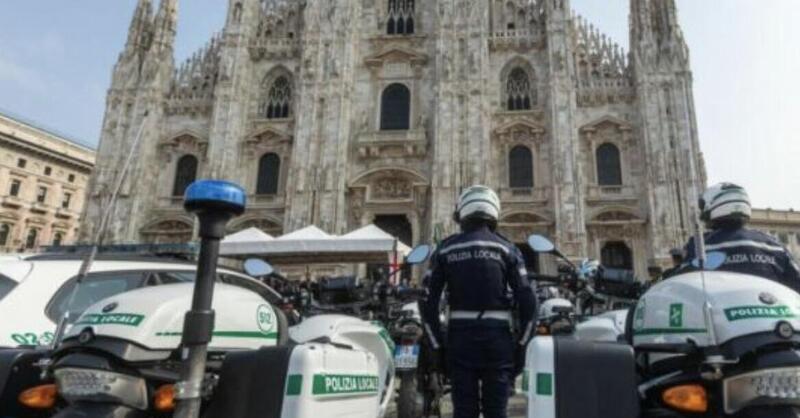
[82,0,706,275]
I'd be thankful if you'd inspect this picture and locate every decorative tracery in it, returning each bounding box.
[387,0,415,35]
[265,76,292,119]
[506,68,535,111]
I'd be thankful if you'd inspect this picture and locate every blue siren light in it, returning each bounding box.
[184,180,247,214]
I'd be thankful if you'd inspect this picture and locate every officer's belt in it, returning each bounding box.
[450,310,512,321]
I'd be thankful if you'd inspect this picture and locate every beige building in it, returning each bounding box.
[0,111,95,252]
[85,0,708,277]
[751,208,800,258]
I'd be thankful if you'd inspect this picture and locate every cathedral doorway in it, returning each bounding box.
[373,214,412,247]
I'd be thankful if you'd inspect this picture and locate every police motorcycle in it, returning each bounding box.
[7,181,400,418]
[525,234,800,418]
[527,235,643,337]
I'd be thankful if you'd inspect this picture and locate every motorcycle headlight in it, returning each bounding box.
[55,368,148,410]
[724,367,800,414]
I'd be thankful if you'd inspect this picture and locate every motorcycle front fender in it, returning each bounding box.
[53,402,147,418]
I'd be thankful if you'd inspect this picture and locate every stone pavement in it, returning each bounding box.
[385,393,527,418]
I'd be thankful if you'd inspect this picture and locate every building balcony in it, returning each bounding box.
[585,185,637,202]
[0,195,24,209]
[499,187,550,204]
[355,129,428,159]
[489,29,545,51]
[248,38,300,60]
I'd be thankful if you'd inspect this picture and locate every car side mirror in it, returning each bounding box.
[244,258,274,277]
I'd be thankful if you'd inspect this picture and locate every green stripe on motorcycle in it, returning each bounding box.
[633,328,707,336]
[155,331,278,339]
[286,375,303,396]
[536,373,553,396]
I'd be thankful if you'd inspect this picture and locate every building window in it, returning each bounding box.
[25,229,38,249]
[506,67,534,111]
[380,83,411,131]
[387,0,415,35]
[256,153,281,195]
[0,224,9,247]
[53,232,64,247]
[17,158,26,169]
[9,179,21,197]
[68,174,75,183]
[44,166,52,176]
[601,241,633,270]
[265,76,291,119]
[62,193,72,209]
[36,186,47,204]
[596,143,622,186]
[172,155,198,197]
[779,233,789,245]
[509,145,534,188]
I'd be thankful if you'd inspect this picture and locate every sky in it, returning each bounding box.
[0,1,797,209]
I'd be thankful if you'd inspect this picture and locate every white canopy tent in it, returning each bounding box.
[220,224,411,264]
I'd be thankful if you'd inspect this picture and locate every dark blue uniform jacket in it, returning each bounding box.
[683,227,800,293]
[421,226,537,349]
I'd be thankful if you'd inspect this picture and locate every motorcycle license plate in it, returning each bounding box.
[394,344,420,370]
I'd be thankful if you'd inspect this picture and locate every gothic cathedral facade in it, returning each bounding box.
[82,0,706,276]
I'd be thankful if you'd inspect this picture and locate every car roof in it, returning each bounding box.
[26,254,195,264]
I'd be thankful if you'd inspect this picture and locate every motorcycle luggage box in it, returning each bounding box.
[0,348,50,418]
[526,336,639,418]
[205,342,382,418]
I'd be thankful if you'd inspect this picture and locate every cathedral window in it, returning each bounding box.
[509,145,534,188]
[0,224,9,247]
[380,83,411,131]
[256,153,281,195]
[387,0,415,35]
[265,76,292,119]
[596,143,622,186]
[506,68,534,111]
[172,155,198,197]
[601,241,633,271]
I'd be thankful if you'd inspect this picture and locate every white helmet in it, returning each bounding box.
[455,185,501,223]
[578,259,602,281]
[699,182,751,226]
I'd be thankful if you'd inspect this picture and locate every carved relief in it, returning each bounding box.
[371,178,412,201]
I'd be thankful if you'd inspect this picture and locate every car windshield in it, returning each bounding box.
[0,274,17,301]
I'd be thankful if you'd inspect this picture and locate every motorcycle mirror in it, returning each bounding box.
[406,245,432,265]
[244,258,274,277]
[691,251,726,270]
[528,235,556,253]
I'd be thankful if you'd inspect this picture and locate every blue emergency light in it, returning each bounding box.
[184,180,246,215]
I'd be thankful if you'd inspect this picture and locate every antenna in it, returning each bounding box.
[51,111,150,347]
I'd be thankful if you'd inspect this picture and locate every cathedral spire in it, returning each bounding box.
[152,0,178,51]
[630,0,688,69]
[125,0,153,51]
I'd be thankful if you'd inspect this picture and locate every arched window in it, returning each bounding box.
[172,155,198,197]
[509,145,534,188]
[601,241,633,270]
[265,76,292,119]
[506,67,534,111]
[0,224,9,247]
[53,232,64,247]
[380,84,411,131]
[25,229,38,249]
[256,153,281,195]
[387,0,415,35]
[596,143,622,186]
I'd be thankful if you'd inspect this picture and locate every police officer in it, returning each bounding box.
[421,185,536,418]
[683,182,800,291]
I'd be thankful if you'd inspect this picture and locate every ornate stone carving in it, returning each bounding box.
[371,178,412,201]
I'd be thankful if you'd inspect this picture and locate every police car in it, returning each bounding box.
[0,254,281,347]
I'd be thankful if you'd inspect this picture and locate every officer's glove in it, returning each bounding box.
[513,344,526,377]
